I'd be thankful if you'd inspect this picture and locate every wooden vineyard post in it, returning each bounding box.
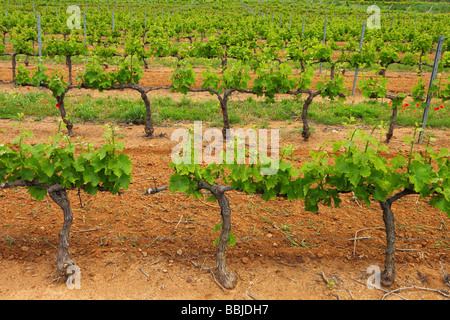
[418,35,444,144]
[405,5,411,14]
[319,16,327,74]
[352,22,365,96]
[144,10,147,42]
[83,11,87,64]
[302,16,305,37]
[386,3,393,17]
[37,13,42,64]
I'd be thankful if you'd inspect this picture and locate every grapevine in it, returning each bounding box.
[0,118,132,275]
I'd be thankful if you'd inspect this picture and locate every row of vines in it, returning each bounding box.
[1,4,449,138]
[1,117,449,289]
[0,0,449,291]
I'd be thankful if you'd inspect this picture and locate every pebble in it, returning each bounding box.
[241,257,249,264]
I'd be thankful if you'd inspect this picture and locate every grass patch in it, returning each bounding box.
[0,90,59,119]
[333,104,380,120]
[0,90,448,130]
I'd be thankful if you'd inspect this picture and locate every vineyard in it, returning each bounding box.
[0,0,449,301]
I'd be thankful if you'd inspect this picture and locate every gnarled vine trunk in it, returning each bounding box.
[11,53,17,83]
[220,96,230,140]
[66,55,72,85]
[379,200,396,287]
[198,181,237,289]
[48,186,74,276]
[385,106,398,143]
[1,180,75,277]
[378,67,387,77]
[301,94,314,141]
[105,84,157,137]
[56,93,74,137]
[142,56,148,69]
[214,190,237,289]
[140,90,154,137]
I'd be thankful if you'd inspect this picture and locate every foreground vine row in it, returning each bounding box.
[0,0,449,141]
[1,120,448,289]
